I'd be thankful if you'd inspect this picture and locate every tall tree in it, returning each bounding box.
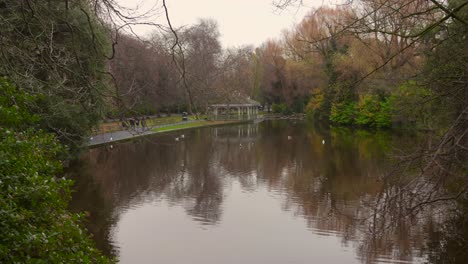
[0,0,110,150]
[179,19,222,112]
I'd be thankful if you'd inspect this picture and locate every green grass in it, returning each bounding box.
[151,119,237,133]
[152,121,209,132]
[147,116,191,127]
[147,115,208,126]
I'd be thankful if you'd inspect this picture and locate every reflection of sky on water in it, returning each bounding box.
[114,182,361,264]
[70,121,433,264]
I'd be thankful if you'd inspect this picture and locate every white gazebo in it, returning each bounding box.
[209,97,261,120]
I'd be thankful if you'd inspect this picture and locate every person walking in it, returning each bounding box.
[135,117,140,131]
[121,118,128,129]
[129,118,135,130]
[141,117,147,131]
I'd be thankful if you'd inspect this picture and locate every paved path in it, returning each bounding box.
[88,120,197,147]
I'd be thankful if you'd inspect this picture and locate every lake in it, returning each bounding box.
[70,120,447,263]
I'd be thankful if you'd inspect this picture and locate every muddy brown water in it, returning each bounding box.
[70,120,447,263]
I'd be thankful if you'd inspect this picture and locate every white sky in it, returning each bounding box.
[116,0,336,48]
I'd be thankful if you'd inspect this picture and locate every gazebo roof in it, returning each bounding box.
[211,97,261,107]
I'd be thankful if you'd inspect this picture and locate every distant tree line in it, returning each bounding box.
[108,0,465,133]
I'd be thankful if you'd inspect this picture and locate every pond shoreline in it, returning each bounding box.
[87,119,253,148]
[263,113,306,120]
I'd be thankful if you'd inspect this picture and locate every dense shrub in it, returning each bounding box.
[305,91,327,120]
[0,79,111,263]
[330,101,357,125]
[355,95,380,126]
[329,96,392,128]
[272,103,292,115]
[374,99,392,128]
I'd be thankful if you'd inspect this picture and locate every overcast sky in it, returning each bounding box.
[117,0,335,48]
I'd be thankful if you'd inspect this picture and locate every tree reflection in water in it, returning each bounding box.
[69,121,463,263]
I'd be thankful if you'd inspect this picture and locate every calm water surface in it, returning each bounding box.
[70,121,440,263]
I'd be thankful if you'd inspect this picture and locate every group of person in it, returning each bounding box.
[120,116,150,131]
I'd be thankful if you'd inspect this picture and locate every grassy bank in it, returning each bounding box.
[152,120,238,133]
[94,115,206,135]
[89,120,246,147]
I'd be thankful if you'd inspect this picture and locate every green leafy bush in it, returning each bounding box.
[355,95,380,126]
[0,78,111,263]
[272,103,292,115]
[305,92,327,120]
[329,96,392,128]
[330,101,357,125]
[374,98,392,128]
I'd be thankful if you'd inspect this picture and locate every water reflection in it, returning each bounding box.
[70,121,442,263]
